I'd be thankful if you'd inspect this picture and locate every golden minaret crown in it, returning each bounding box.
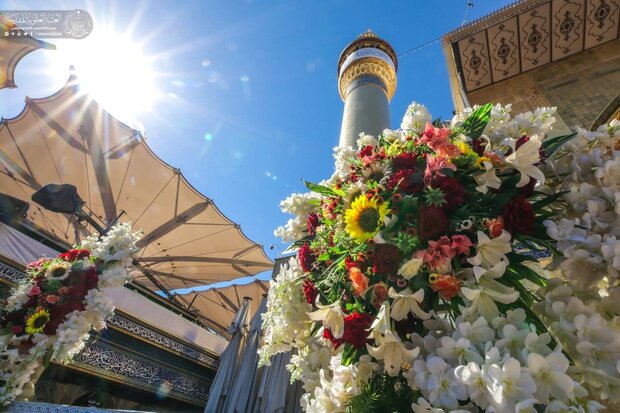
[337,29,398,101]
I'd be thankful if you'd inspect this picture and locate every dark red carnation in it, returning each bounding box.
[341,312,373,349]
[59,249,90,262]
[298,243,316,272]
[386,168,423,194]
[471,138,485,156]
[302,279,319,304]
[418,206,449,240]
[431,176,467,211]
[371,243,401,276]
[519,177,537,198]
[392,153,418,170]
[345,255,367,272]
[503,196,535,236]
[307,213,320,238]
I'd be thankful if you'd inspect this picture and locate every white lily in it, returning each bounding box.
[474,161,501,194]
[369,301,391,340]
[389,288,431,321]
[505,135,545,187]
[461,279,519,320]
[527,352,574,402]
[468,230,512,268]
[366,330,420,376]
[307,299,345,339]
[472,259,508,282]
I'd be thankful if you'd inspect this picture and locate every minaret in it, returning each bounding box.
[337,30,398,149]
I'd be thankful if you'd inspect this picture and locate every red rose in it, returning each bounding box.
[392,153,418,170]
[371,244,401,276]
[59,249,90,262]
[386,168,424,194]
[418,206,449,240]
[431,176,467,211]
[302,279,318,304]
[341,312,373,349]
[503,196,535,236]
[323,326,342,348]
[298,243,316,272]
[307,214,320,238]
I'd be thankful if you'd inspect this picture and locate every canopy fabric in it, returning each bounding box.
[0,221,58,265]
[180,280,269,339]
[224,295,267,413]
[204,298,251,413]
[0,21,55,89]
[0,75,273,292]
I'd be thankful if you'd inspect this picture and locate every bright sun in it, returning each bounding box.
[48,28,160,125]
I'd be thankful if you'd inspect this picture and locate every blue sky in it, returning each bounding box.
[0,0,512,289]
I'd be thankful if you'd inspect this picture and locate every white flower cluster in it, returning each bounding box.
[0,223,140,405]
[274,192,323,243]
[544,120,620,290]
[258,257,313,366]
[406,307,602,413]
[401,102,432,133]
[534,279,620,404]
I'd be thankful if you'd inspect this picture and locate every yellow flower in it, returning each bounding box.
[45,261,71,280]
[386,141,404,157]
[344,195,390,242]
[25,309,50,335]
[455,141,478,158]
[475,156,492,170]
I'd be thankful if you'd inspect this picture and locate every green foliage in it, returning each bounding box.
[423,187,446,207]
[41,279,62,294]
[346,373,416,413]
[304,180,344,197]
[393,232,421,258]
[541,132,577,158]
[459,103,492,140]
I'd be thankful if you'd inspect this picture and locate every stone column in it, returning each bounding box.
[337,30,398,149]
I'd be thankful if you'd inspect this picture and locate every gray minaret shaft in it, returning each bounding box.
[337,30,398,149]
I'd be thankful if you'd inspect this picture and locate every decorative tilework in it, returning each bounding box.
[552,0,584,58]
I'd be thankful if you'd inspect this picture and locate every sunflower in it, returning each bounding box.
[44,261,71,280]
[25,309,50,335]
[344,195,390,242]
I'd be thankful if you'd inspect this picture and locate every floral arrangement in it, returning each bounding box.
[0,223,141,405]
[260,102,620,412]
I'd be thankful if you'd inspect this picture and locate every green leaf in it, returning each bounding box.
[303,180,344,197]
[460,103,492,140]
[542,132,577,158]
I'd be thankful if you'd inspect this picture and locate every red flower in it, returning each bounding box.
[27,285,41,297]
[418,206,449,240]
[371,282,388,309]
[10,325,22,334]
[392,153,418,170]
[359,145,374,158]
[519,177,537,198]
[59,249,90,262]
[471,138,485,156]
[307,214,320,238]
[341,312,373,349]
[371,244,401,276]
[45,295,60,304]
[323,326,342,348]
[386,168,423,194]
[298,243,316,272]
[431,176,467,211]
[503,196,535,236]
[430,274,461,300]
[302,279,319,304]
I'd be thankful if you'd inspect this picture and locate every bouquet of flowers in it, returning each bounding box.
[260,102,620,412]
[0,222,141,405]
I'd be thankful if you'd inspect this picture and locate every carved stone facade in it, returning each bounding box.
[443,0,620,130]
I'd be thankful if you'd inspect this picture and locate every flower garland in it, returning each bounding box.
[0,223,141,405]
[260,102,620,412]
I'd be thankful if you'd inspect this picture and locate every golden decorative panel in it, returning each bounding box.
[443,0,620,92]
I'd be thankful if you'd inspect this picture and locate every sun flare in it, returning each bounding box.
[46,28,160,125]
